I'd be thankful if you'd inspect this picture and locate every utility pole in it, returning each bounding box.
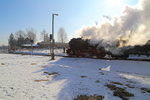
[49,34,52,56]
[51,13,58,60]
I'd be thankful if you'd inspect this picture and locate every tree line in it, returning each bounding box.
[8,28,36,50]
[41,27,68,43]
[8,27,68,50]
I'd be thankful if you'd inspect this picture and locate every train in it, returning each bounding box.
[66,38,129,59]
[66,48,106,58]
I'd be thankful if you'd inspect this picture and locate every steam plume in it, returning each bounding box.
[78,0,150,50]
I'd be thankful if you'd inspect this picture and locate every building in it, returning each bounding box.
[37,41,68,48]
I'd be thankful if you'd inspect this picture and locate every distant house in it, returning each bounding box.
[20,38,37,49]
[21,44,39,49]
[24,38,33,44]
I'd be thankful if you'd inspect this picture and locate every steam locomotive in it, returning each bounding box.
[66,38,129,59]
[67,48,106,58]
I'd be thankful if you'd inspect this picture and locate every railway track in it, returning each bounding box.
[63,55,150,62]
[8,52,150,62]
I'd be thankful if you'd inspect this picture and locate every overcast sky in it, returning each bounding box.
[0,0,138,45]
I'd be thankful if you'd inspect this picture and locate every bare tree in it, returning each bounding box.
[8,33,16,50]
[41,29,46,41]
[57,27,67,43]
[15,30,26,40]
[26,28,36,43]
[15,30,26,47]
[41,29,49,42]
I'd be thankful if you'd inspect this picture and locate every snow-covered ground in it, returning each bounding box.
[0,53,150,100]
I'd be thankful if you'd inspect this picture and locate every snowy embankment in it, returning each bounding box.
[128,54,150,60]
[14,48,67,56]
[0,49,8,54]
[0,54,150,100]
[13,49,150,61]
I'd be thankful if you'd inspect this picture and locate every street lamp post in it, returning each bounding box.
[51,13,58,60]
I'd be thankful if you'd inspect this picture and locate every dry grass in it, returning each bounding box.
[99,72,104,75]
[48,72,59,75]
[34,79,49,82]
[125,84,135,88]
[80,76,87,78]
[31,63,37,65]
[74,95,104,100]
[110,81,123,85]
[113,89,134,100]
[105,84,134,100]
[140,87,150,93]
[44,72,49,74]
[95,80,100,83]
[44,72,60,77]
[99,68,102,70]
[41,65,48,68]
[1,63,5,65]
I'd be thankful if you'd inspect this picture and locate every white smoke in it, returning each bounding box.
[78,0,150,50]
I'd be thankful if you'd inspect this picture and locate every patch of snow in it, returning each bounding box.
[101,65,111,71]
[119,73,150,86]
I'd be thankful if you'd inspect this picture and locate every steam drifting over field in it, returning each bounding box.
[78,0,150,49]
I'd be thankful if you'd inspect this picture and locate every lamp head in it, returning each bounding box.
[53,14,59,16]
